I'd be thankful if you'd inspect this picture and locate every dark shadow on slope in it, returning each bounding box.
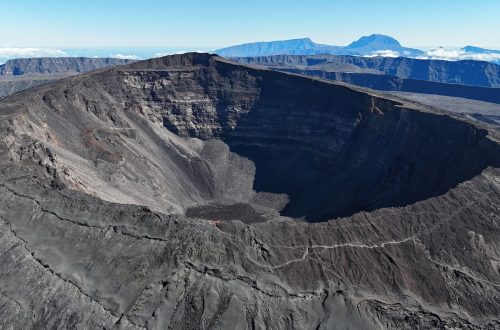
[157,57,500,223]
[226,109,500,223]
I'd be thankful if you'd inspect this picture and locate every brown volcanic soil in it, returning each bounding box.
[0,53,499,329]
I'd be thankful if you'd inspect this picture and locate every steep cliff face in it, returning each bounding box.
[275,69,500,105]
[0,57,135,76]
[0,77,56,98]
[0,53,499,329]
[116,55,500,221]
[234,54,500,87]
[0,57,136,98]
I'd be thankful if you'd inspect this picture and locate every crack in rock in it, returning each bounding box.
[0,217,146,330]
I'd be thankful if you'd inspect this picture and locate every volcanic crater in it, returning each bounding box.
[128,54,500,222]
[1,53,499,329]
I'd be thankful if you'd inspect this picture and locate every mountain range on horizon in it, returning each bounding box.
[215,34,500,63]
[1,34,499,65]
[215,34,423,57]
[2,51,500,100]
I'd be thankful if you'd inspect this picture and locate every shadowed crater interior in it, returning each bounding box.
[153,55,500,222]
[227,113,500,222]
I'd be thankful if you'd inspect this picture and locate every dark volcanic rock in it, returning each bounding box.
[234,54,500,88]
[0,57,135,76]
[0,57,136,98]
[279,69,500,105]
[0,77,56,99]
[0,53,499,329]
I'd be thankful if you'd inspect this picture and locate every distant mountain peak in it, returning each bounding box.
[215,34,422,58]
[284,37,314,42]
[277,37,317,47]
[229,37,315,47]
[462,45,500,54]
[215,38,340,57]
[346,34,402,49]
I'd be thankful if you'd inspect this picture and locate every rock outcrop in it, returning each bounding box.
[0,57,136,76]
[0,53,499,329]
[0,57,136,98]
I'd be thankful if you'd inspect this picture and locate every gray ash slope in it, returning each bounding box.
[0,57,136,98]
[0,53,500,329]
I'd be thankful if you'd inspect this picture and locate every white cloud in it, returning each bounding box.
[421,47,462,60]
[359,47,500,63]
[364,49,401,58]
[0,47,67,63]
[154,51,177,57]
[418,47,500,62]
[469,53,500,62]
[109,53,141,60]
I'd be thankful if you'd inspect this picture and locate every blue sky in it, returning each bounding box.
[1,0,499,48]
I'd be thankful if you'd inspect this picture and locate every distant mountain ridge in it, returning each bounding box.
[346,34,402,49]
[232,54,500,106]
[216,34,423,57]
[344,34,422,56]
[462,46,500,54]
[234,54,500,88]
[280,68,500,105]
[216,35,500,63]
[213,38,341,57]
[0,57,136,98]
[0,57,135,76]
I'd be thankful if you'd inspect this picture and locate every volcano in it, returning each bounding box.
[0,53,499,329]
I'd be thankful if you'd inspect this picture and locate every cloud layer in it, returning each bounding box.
[109,53,141,60]
[364,50,401,58]
[418,47,500,62]
[2,47,500,65]
[364,47,500,63]
[0,47,67,63]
